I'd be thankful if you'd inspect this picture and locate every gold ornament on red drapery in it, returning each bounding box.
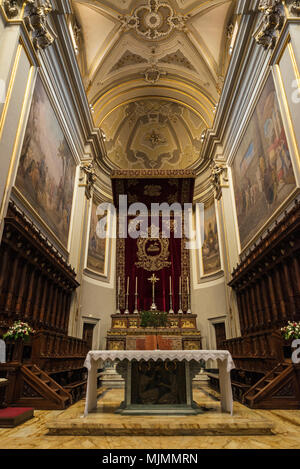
[135,236,171,271]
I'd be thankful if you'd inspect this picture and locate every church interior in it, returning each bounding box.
[1,0,300,450]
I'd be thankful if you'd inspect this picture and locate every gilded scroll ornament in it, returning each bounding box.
[79,161,96,200]
[254,0,284,50]
[210,161,228,200]
[24,0,55,50]
[3,0,19,17]
[135,235,171,271]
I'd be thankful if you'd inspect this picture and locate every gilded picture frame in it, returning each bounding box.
[14,74,77,251]
[230,71,299,252]
[85,193,110,278]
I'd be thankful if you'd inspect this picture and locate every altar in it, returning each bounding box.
[84,350,235,416]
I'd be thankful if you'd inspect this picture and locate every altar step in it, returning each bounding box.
[14,365,72,410]
[243,363,300,409]
[47,416,274,436]
[47,387,274,437]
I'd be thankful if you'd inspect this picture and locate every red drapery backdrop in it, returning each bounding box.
[124,218,182,313]
[112,175,195,313]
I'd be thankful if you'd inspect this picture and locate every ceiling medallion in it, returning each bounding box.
[119,0,189,41]
[143,65,167,84]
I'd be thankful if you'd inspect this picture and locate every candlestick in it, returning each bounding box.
[169,275,174,314]
[186,276,192,314]
[124,276,129,314]
[133,276,138,314]
[178,276,183,314]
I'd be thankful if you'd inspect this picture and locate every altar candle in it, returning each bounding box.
[118,276,120,295]
[126,277,129,295]
[187,276,189,293]
[169,276,172,292]
[135,276,138,294]
[179,276,182,293]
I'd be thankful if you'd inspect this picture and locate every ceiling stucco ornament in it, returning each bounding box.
[143,65,167,84]
[3,0,19,18]
[254,0,284,50]
[210,161,228,200]
[110,50,147,73]
[158,49,196,72]
[288,1,300,16]
[79,161,97,199]
[24,0,56,50]
[119,0,190,41]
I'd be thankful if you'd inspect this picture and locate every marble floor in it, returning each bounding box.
[0,386,300,449]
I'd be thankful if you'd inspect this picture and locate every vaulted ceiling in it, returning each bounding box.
[71,0,237,169]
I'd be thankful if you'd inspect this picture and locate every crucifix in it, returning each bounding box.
[148,273,159,311]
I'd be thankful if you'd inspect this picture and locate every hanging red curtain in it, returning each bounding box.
[124,216,182,313]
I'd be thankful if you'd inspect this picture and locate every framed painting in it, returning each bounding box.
[231,73,297,250]
[200,199,222,277]
[86,195,109,276]
[14,75,76,249]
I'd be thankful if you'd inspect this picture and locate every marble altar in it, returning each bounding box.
[84,350,235,416]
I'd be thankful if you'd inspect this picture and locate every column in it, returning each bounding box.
[267,272,278,322]
[261,276,272,325]
[283,261,296,317]
[58,292,67,332]
[24,267,36,320]
[39,277,49,326]
[50,286,58,330]
[44,282,54,327]
[0,247,9,311]
[240,291,249,333]
[15,261,28,318]
[32,272,43,325]
[4,252,19,315]
[55,288,63,331]
[254,281,264,329]
[273,266,287,321]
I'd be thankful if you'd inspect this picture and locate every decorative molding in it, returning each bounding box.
[119,0,189,41]
[111,169,197,179]
[288,0,300,16]
[210,161,228,200]
[24,0,56,50]
[79,161,97,200]
[3,0,19,18]
[254,0,284,50]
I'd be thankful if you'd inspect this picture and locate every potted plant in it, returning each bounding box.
[3,321,35,362]
[3,321,35,342]
[280,321,300,359]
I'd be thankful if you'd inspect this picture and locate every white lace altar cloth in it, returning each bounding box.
[84,350,235,416]
[84,350,235,373]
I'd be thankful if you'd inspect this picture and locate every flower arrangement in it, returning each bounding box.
[140,310,169,328]
[3,321,35,341]
[281,321,300,341]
